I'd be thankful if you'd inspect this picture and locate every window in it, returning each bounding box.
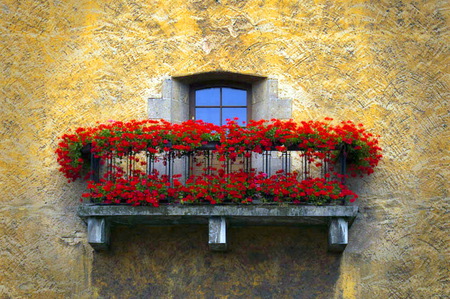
[188,82,252,175]
[148,72,292,177]
[190,82,251,125]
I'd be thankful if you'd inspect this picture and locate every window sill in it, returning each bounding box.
[77,204,358,253]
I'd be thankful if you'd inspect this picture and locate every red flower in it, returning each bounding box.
[58,118,381,206]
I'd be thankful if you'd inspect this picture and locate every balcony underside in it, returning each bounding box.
[78,204,358,253]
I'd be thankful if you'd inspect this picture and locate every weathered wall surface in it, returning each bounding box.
[1,0,448,298]
[93,226,341,298]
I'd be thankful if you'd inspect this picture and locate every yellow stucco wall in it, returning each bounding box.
[1,0,448,298]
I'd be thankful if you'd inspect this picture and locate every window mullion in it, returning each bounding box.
[220,87,223,125]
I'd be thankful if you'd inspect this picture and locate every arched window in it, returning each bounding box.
[190,82,251,125]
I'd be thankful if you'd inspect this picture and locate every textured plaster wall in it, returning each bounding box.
[1,0,448,298]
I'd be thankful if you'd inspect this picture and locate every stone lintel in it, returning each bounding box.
[208,217,227,252]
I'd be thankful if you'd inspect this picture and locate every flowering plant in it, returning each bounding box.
[82,169,358,207]
[56,118,381,180]
[56,118,381,206]
[179,170,260,204]
[82,168,175,207]
[255,171,358,205]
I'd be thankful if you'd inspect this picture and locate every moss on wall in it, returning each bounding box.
[1,0,448,298]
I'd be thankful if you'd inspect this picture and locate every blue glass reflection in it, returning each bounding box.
[222,88,246,106]
[196,88,220,106]
[196,108,221,125]
[223,108,247,125]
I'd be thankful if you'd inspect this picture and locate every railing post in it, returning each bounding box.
[90,147,101,183]
[282,151,291,173]
[208,216,227,251]
[339,143,347,184]
[262,150,271,175]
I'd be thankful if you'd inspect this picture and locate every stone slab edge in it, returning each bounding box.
[77,204,358,226]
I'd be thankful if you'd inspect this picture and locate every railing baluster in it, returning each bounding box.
[206,150,211,175]
[281,151,291,173]
[244,150,251,173]
[262,150,271,176]
[340,144,347,184]
[185,153,190,184]
[90,147,100,183]
[303,152,307,180]
[108,152,113,181]
[166,151,173,180]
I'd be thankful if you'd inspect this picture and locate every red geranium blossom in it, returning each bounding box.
[56,118,382,206]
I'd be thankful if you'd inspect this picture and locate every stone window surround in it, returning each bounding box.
[147,71,292,123]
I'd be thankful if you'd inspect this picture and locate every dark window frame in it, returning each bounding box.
[189,81,252,124]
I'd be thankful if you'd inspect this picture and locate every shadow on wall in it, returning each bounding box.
[92,226,342,298]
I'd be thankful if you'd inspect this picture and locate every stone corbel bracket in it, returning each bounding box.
[78,205,358,253]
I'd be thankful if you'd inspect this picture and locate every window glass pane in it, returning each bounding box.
[196,108,221,125]
[195,88,220,106]
[222,88,247,106]
[223,108,247,125]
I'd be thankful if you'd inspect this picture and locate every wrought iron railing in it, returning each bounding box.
[83,142,348,186]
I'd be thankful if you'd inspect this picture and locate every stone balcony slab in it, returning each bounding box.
[77,204,358,252]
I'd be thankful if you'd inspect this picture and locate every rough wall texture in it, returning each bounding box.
[1,0,448,298]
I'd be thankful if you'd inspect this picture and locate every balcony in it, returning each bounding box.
[56,119,381,252]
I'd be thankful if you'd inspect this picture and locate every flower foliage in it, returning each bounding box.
[83,169,358,207]
[56,118,382,206]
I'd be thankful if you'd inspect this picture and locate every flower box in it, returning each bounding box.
[196,140,221,151]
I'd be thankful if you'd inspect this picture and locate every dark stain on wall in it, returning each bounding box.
[93,225,341,298]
